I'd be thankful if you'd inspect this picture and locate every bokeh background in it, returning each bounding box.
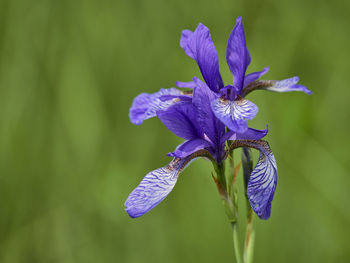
[0,0,349,262]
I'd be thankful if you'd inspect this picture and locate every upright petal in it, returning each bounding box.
[192,77,225,144]
[157,102,199,140]
[180,24,223,92]
[168,138,212,158]
[125,158,190,218]
[243,67,269,88]
[226,17,250,92]
[242,77,312,97]
[129,88,182,125]
[211,96,258,133]
[227,140,277,219]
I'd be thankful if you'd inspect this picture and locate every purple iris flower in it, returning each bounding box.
[126,78,275,219]
[125,17,310,220]
[179,16,312,133]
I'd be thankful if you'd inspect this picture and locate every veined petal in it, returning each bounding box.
[180,24,223,92]
[192,77,225,144]
[168,138,212,158]
[125,158,190,218]
[125,149,214,218]
[243,67,269,88]
[242,77,312,97]
[129,88,182,125]
[222,126,268,143]
[157,102,199,140]
[226,17,250,92]
[211,96,258,133]
[176,80,196,89]
[227,140,277,219]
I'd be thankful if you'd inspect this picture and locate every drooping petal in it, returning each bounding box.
[125,158,190,218]
[221,126,268,143]
[192,77,225,144]
[180,24,223,92]
[125,149,214,218]
[168,138,212,158]
[226,16,250,92]
[157,102,200,140]
[211,96,258,133]
[242,77,312,97]
[243,67,269,88]
[129,88,182,125]
[227,140,277,220]
[176,80,196,89]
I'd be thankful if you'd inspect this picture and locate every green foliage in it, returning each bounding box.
[0,0,349,262]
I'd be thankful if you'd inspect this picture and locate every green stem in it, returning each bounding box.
[243,207,255,263]
[231,222,243,263]
[242,147,255,263]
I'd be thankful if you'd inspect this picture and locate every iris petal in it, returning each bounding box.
[242,77,312,97]
[157,102,199,140]
[222,126,268,143]
[247,141,277,220]
[243,67,269,88]
[226,16,250,92]
[211,97,258,133]
[192,77,225,144]
[176,80,196,89]
[180,24,223,92]
[227,140,277,219]
[125,158,191,218]
[125,149,214,218]
[129,88,182,125]
[168,139,212,158]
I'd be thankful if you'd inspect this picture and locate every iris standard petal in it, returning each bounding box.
[211,96,258,133]
[242,77,312,97]
[157,102,199,140]
[226,16,250,92]
[129,88,182,125]
[192,77,225,144]
[168,138,212,158]
[243,67,269,88]
[227,140,277,220]
[125,158,190,218]
[222,126,268,143]
[180,24,223,92]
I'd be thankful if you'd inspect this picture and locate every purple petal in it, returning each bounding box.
[227,140,277,219]
[242,76,312,96]
[180,24,223,92]
[222,126,268,143]
[168,139,212,158]
[246,141,277,220]
[192,77,225,144]
[125,158,193,218]
[264,77,312,94]
[129,88,182,125]
[243,67,269,88]
[176,80,196,89]
[226,17,250,92]
[211,96,258,133]
[157,102,199,140]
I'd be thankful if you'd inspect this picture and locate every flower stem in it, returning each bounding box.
[243,207,255,263]
[241,147,255,263]
[231,222,243,263]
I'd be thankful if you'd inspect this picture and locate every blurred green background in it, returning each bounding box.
[0,0,349,262]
